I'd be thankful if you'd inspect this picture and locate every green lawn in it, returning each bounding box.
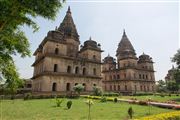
[120,95,180,103]
[0,98,175,120]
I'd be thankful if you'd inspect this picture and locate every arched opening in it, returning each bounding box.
[83,83,86,91]
[110,85,112,91]
[83,68,86,75]
[67,66,71,73]
[114,85,116,91]
[118,85,120,91]
[52,83,57,91]
[139,74,141,79]
[143,74,145,79]
[75,83,78,86]
[144,86,146,91]
[93,68,96,75]
[93,55,96,60]
[110,75,112,80]
[66,83,71,91]
[134,85,137,91]
[93,84,96,86]
[124,73,126,78]
[55,48,59,55]
[113,75,116,80]
[117,75,120,79]
[54,64,58,72]
[140,85,143,91]
[75,67,79,74]
[125,85,127,91]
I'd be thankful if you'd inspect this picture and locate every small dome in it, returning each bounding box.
[103,54,116,64]
[138,53,153,63]
[83,37,98,48]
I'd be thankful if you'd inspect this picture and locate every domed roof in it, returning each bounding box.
[84,37,98,48]
[103,54,116,64]
[58,6,79,41]
[116,30,137,59]
[80,37,103,52]
[138,53,153,63]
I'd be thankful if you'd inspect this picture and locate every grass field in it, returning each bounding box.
[0,98,175,120]
[120,95,180,103]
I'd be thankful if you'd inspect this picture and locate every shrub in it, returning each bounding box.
[114,98,118,103]
[55,97,64,107]
[128,107,134,119]
[67,100,72,109]
[73,84,84,95]
[136,111,180,120]
[103,92,119,97]
[92,86,103,96]
[138,101,148,105]
[133,92,153,96]
[100,97,107,102]
[24,93,32,100]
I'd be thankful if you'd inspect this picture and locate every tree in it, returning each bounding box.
[172,49,180,69]
[73,84,84,95]
[173,69,180,84]
[0,0,65,96]
[156,80,167,93]
[92,86,103,96]
[128,107,134,119]
[166,81,179,93]
[85,99,94,120]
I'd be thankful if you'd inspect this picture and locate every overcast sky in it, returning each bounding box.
[13,0,179,81]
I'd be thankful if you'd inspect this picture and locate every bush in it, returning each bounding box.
[92,86,103,96]
[55,97,64,107]
[100,97,107,102]
[114,98,118,103]
[67,100,72,109]
[128,107,134,119]
[24,93,32,100]
[138,101,148,105]
[73,84,84,95]
[137,111,180,120]
[103,92,119,97]
[133,92,153,96]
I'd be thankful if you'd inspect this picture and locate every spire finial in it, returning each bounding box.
[123,29,127,37]
[89,36,92,40]
[108,53,110,57]
[172,65,175,69]
[67,6,71,14]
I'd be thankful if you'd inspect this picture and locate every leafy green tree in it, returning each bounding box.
[128,107,134,119]
[73,84,84,95]
[0,0,65,96]
[92,86,103,96]
[173,69,180,84]
[166,81,179,93]
[172,49,180,69]
[156,80,167,93]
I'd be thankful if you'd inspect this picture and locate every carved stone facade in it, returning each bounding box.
[102,31,155,94]
[32,7,103,92]
[32,7,155,94]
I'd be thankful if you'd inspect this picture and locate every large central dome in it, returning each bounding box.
[116,30,137,59]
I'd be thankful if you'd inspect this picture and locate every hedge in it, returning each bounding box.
[136,111,180,120]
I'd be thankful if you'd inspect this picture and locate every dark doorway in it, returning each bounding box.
[83,68,86,75]
[55,48,59,54]
[66,83,70,91]
[52,83,57,91]
[83,83,86,91]
[67,66,71,73]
